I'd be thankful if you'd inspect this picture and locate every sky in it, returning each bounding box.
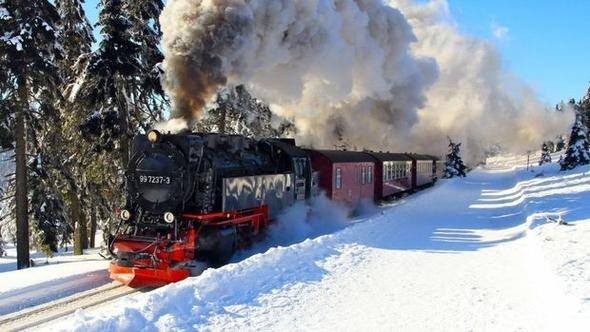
[83,0,590,106]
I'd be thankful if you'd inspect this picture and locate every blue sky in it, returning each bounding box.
[84,0,589,106]
[448,0,590,106]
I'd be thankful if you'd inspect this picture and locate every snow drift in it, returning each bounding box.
[160,0,571,162]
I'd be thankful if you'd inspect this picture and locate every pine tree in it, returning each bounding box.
[538,142,552,165]
[69,0,168,252]
[555,135,565,152]
[126,0,167,122]
[73,0,140,165]
[56,0,98,254]
[579,85,590,130]
[443,137,467,178]
[197,85,296,139]
[0,0,63,268]
[560,110,590,170]
[56,0,94,79]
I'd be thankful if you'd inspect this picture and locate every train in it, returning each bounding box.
[108,130,443,287]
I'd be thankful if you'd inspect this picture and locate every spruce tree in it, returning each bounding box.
[56,0,94,79]
[56,0,97,254]
[70,0,169,252]
[538,142,552,165]
[126,0,167,122]
[555,135,565,152]
[73,0,140,165]
[443,138,467,178]
[579,85,590,130]
[560,110,590,170]
[0,0,63,268]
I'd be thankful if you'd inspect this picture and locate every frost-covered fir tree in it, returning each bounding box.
[579,85,590,130]
[74,0,140,163]
[443,138,467,178]
[197,85,295,139]
[554,135,566,152]
[56,0,94,79]
[126,0,167,117]
[560,111,590,170]
[538,142,552,165]
[0,0,63,268]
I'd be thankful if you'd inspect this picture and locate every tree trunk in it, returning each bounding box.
[80,208,88,249]
[15,73,30,270]
[71,191,84,255]
[89,210,97,248]
[119,83,130,167]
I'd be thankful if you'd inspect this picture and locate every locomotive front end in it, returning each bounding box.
[109,130,202,287]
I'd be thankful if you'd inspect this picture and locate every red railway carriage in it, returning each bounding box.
[364,152,413,199]
[306,150,375,207]
[407,154,437,188]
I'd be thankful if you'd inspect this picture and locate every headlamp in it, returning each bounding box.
[120,209,131,221]
[147,130,160,143]
[163,212,175,224]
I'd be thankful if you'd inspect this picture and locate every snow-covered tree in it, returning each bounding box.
[56,0,94,79]
[579,85,590,130]
[0,0,63,268]
[72,0,140,164]
[560,111,590,170]
[554,135,565,152]
[69,0,169,253]
[197,85,296,139]
[538,142,552,165]
[444,137,467,178]
[126,0,167,120]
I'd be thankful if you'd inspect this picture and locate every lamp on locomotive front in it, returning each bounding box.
[120,209,131,221]
[147,129,160,143]
[163,212,175,224]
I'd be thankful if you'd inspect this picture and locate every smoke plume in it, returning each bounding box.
[160,0,572,162]
[390,0,573,161]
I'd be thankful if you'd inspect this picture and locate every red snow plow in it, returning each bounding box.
[109,206,269,287]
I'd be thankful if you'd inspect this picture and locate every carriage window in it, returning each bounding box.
[388,163,393,180]
[361,166,366,185]
[336,168,342,189]
[368,166,373,183]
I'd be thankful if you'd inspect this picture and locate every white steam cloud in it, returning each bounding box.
[231,194,350,261]
[160,0,572,163]
[390,0,573,161]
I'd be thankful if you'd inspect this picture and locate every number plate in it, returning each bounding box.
[138,175,172,185]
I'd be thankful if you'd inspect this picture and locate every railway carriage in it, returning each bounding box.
[306,150,375,208]
[408,154,437,188]
[364,152,413,198]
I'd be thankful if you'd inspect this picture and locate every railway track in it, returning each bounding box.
[0,282,148,331]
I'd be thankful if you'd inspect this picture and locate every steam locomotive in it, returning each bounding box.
[109,130,441,287]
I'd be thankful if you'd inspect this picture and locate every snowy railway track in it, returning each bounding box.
[0,282,148,331]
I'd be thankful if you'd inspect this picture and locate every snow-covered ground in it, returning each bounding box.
[40,156,590,331]
[0,246,109,315]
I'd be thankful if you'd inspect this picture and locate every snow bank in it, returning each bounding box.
[0,248,109,315]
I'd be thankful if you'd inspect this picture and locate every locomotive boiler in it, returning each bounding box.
[109,130,314,287]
